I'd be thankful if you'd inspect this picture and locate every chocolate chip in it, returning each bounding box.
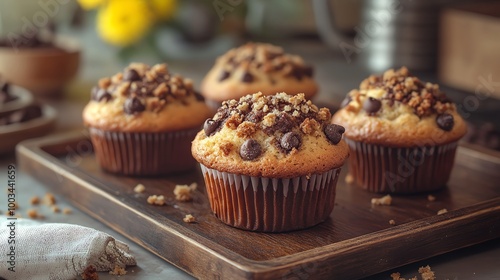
[363,97,382,114]
[266,52,282,60]
[273,113,295,133]
[324,124,345,144]
[436,113,454,131]
[123,69,141,82]
[242,72,253,83]
[245,110,264,123]
[9,105,42,124]
[123,97,145,114]
[204,119,220,136]
[219,70,230,82]
[291,68,303,81]
[303,66,313,77]
[193,91,205,101]
[94,88,112,102]
[280,132,301,151]
[240,139,262,161]
[340,96,351,108]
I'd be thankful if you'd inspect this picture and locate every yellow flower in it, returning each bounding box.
[149,0,177,21]
[78,0,106,10]
[97,0,153,47]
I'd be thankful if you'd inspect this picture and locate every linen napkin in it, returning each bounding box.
[0,219,136,280]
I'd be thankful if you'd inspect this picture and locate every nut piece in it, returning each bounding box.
[27,209,41,219]
[134,184,146,193]
[109,264,127,276]
[389,219,396,226]
[147,195,165,206]
[418,265,436,280]
[174,183,197,202]
[30,196,40,205]
[52,205,61,213]
[371,194,392,206]
[44,193,56,206]
[62,208,72,215]
[437,208,448,215]
[183,214,196,223]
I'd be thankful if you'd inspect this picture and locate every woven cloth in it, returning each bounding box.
[0,219,136,280]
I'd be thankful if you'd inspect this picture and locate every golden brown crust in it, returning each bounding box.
[83,63,212,132]
[332,67,467,147]
[191,92,349,178]
[201,42,318,102]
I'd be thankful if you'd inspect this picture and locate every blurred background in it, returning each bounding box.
[0,0,499,153]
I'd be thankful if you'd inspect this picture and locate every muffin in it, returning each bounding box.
[191,92,349,232]
[201,42,318,109]
[83,63,212,176]
[332,67,467,193]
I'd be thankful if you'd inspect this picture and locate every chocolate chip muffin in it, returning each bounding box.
[191,92,349,232]
[201,42,318,109]
[332,67,467,193]
[83,63,212,176]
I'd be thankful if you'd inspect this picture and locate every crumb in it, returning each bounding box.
[44,193,56,206]
[134,184,146,193]
[418,265,436,280]
[183,214,196,223]
[174,183,197,202]
[427,195,436,202]
[371,194,392,206]
[389,219,396,226]
[437,208,448,215]
[390,272,401,280]
[82,265,98,280]
[30,196,40,205]
[52,205,60,213]
[147,195,165,206]
[62,208,72,214]
[109,264,127,276]
[27,209,43,219]
[345,173,354,184]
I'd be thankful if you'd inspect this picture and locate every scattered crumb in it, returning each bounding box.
[418,265,436,280]
[51,205,60,213]
[183,214,196,223]
[390,265,435,280]
[81,265,98,280]
[14,214,22,218]
[345,173,354,184]
[427,195,436,202]
[147,195,165,206]
[134,184,146,193]
[174,183,197,202]
[44,193,56,206]
[389,219,396,226]
[62,208,72,215]
[437,208,448,215]
[30,196,40,205]
[371,194,392,206]
[109,264,127,276]
[27,209,44,219]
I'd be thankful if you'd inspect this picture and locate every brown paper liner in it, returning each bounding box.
[344,138,458,193]
[88,127,198,176]
[200,165,341,232]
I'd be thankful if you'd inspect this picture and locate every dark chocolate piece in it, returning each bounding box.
[436,113,454,131]
[240,139,262,160]
[123,69,141,82]
[204,119,220,136]
[324,124,345,144]
[242,72,254,83]
[219,70,230,82]
[363,97,382,114]
[123,96,145,114]
[280,132,301,151]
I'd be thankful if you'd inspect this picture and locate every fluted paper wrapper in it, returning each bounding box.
[200,165,341,232]
[345,138,458,193]
[89,127,198,176]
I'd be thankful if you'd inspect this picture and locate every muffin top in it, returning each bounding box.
[191,92,349,178]
[332,67,467,146]
[201,42,318,103]
[83,63,212,132]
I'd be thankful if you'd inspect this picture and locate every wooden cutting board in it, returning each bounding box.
[17,131,500,280]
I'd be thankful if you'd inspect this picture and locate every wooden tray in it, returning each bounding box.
[17,131,500,280]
